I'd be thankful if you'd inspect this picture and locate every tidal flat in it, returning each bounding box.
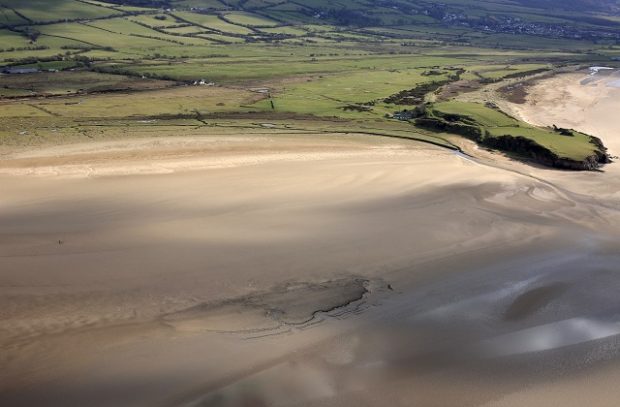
[2,82,620,405]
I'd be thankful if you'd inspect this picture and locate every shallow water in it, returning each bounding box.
[608,79,620,88]
[182,243,620,407]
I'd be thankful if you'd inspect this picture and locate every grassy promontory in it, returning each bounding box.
[413,101,610,170]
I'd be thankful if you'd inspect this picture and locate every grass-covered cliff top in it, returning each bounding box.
[415,101,609,169]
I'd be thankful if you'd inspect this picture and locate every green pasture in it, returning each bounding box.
[254,68,450,118]
[223,11,280,27]
[1,0,120,23]
[0,71,174,96]
[102,54,476,83]
[172,12,255,35]
[432,101,518,127]
[0,85,256,118]
[486,126,598,161]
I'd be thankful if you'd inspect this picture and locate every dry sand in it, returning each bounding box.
[2,80,620,407]
[507,69,620,155]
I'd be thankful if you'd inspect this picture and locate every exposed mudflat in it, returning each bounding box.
[1,118,620,406]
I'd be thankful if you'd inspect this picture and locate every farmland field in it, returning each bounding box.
[0,0,616,165]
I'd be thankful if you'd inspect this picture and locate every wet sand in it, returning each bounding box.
[2,99,620,406]
[471,69,620,407]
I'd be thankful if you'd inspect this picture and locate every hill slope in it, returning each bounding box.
[0,0,617,170]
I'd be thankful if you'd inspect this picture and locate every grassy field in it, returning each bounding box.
[431,101,519,127]
[223,11,280,27]
[1,0,120,22]
[0,85,259,119]
[254,69,451,118]
[0,71,175,97]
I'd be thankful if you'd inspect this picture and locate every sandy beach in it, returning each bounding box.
[508,69,620,155]
[2,73,620,406]
[500,69,620,206]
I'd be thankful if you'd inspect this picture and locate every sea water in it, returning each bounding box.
[590,66,614,75]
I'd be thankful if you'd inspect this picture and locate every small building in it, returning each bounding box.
[393,110,415,121]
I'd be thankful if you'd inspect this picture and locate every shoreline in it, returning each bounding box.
[446,67,614,171]
[0,133,430,178]
[503,69,620,160]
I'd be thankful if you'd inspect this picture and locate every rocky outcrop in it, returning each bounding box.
[414,116,611,171]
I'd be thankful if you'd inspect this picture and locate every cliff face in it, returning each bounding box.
[415,117,483,141]
[482,135,611,171]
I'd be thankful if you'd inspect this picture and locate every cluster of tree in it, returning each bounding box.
[3,54,60,65]
[416,115,484,141]
[92,65,178,81]
[126,31,189,45]
[552,125,575,136]
[3,53,65,65]
[342,103,373,112]
[19,27,40,42]
[0,45,49,53]
[384,80,452,105]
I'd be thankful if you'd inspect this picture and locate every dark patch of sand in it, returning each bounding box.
[504,283,568,321]
[162,278,392,333]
